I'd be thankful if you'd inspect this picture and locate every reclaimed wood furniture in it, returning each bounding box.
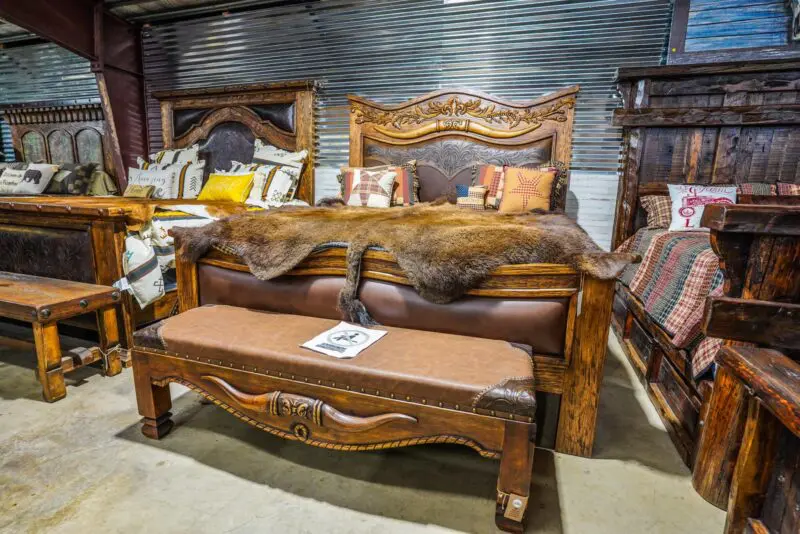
[132,305,537,532]
[0,271,123,402]
[0,81,317,352]
[691,204,800,509]
[610,60,800,466]
[168,88,616,459]
[0,101,118,187]
[714,345,800,534]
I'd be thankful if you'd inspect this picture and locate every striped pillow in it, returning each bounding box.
[472,165,505,208]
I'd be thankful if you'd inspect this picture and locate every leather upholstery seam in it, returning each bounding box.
[133,345,536,422]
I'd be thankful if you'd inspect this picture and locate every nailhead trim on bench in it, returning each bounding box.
[164,376,501,459]
[137,346,535,423]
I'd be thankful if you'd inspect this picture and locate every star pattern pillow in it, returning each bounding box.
[345,168,396,208]
[498,167,556,213]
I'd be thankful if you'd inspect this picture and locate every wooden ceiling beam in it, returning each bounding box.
[0,0,147,189]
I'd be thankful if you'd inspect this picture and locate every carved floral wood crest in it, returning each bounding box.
[351,95,575,139]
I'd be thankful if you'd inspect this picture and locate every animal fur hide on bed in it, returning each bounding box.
[173,202,637,324]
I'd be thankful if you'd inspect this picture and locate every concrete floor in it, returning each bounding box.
[0,326,725,534]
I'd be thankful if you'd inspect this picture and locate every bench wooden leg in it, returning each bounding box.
[32,322,66,403]
[133,358,173,440]
[98,306,123,377]
[496,421,536,533]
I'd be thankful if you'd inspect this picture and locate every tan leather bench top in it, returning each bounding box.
[135,304,536,418]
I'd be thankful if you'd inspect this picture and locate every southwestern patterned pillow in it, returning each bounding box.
[344,168,396,208]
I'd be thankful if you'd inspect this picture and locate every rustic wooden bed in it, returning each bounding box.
[0,81,317,349]
[610,60,800,467]
[168,86,624,458]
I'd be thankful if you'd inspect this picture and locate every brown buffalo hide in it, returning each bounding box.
[173,203,636,324]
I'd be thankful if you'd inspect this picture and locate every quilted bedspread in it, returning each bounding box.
[617,229,724,378]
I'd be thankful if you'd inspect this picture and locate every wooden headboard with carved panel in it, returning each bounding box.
[612,60,800,249]
[153,81,317,204]
[348,87,579,207]
[0,101,115,177]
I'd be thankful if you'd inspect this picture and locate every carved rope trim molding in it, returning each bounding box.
[152,376,499,458]
[352,96,575,133]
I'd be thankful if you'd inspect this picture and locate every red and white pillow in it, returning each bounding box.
[344,168,396,208]
[667,184,737,231]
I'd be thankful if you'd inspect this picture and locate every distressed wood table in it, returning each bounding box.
[0,271,124,401]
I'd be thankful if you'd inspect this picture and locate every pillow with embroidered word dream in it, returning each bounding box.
[667,184,737,231]
[127,167,180,200]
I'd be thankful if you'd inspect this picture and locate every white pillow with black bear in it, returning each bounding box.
[137,157,205,199]
[127,167,179,199]
[252,139,307,169]
[13,163,60,195]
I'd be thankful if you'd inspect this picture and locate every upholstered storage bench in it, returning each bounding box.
[132,304,537,532]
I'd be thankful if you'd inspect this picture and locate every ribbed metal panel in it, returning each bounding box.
[0,43,100,105]
[0,43,100,160]
[142,0,671,171]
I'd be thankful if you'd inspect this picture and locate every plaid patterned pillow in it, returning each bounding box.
[639,195,672,228]
[472,165,505,208]
[344,168,396,208]
[340,162,418,206]
[778,182,800,196]
[737,183,776,195]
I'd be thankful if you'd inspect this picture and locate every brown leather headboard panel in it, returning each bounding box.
[0,102,114,175]
[349,87,578,207]
[153,81,318,204]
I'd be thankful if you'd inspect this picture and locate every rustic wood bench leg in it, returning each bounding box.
[555,276,614,457]
[133,358,173,440]
[98,306,123,377]
[495,421,536,533]
[32,322,66,403]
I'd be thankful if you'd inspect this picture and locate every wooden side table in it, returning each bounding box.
[0,272,124,402]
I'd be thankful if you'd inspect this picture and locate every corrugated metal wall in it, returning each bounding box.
[0,43,100,161]
[142,0,671,249]
[686,0,790,52]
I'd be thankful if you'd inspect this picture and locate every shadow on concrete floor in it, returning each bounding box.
[117,390,564,534]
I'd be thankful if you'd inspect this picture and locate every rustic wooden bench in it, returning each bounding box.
[0,272,124,402]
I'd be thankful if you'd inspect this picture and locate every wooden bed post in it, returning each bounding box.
[555,275,615,457]
[174,235,200,313]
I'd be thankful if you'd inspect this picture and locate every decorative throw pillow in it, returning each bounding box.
[253,139,307,169]
[246,164,301,207]
[123,234,165,309]
[127,167,179,199]
[148,144,200,165]
[45,163,97,195]
[667,184,737,231]
[472,165,505,208]
[12,163,59,195]
[138,157,205,199]
[639,195,672,228]
[777,182,800,196]
[344,168,396,208]
[498,167,557,213]
[197,172,255,203]
[737,183,776,196]
[0,166,28,194]
[537,161,569,212]
[456,185,488,210]
[87,170,118,196]
[123,184,156,198]
[340,162,418,207]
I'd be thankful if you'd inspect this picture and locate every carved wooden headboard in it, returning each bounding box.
[0,101,115,176]
[153,81,317,204]
[348,86,578,206]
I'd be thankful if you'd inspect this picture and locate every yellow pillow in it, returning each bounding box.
[197,172,255,203]
[498,167,556,213]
